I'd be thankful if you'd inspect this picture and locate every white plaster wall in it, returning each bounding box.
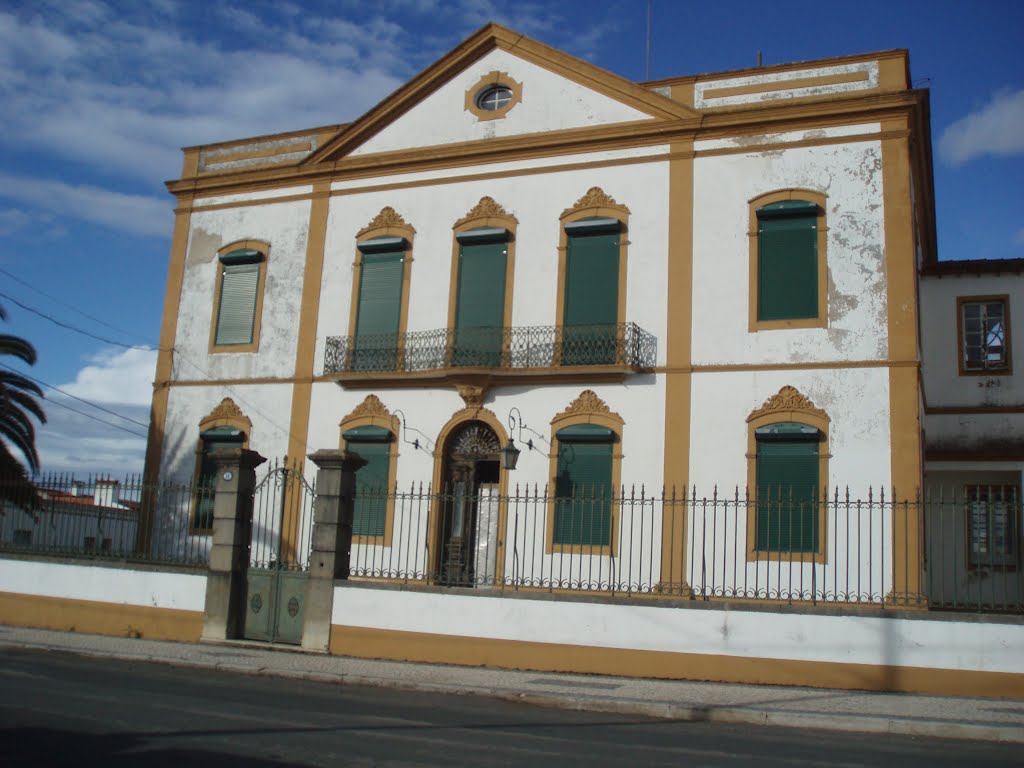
[687,367,894,600]
[330,146,668,193]
[333,587,1024,674]
[692,131,887,365]
[688,368,892,494]
[920,273,1024,407]
[0,558,206,612]
[695,123,879,152]
[316,155,670,370]
[176,198,312,381]
[696,62,879,109]
[351,49,652,157]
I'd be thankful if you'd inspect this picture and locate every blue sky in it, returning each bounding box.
[0,0,1021,476]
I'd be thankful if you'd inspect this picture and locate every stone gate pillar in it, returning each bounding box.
[201,448,266,641]
[301,449,365,651]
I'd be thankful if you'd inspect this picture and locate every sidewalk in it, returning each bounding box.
[1,624,1021,743]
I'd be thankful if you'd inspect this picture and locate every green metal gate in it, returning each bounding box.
[243,459,316,645]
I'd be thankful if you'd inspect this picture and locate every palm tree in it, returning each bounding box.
[0,304,46,505]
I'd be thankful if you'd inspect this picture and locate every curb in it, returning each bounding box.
[3,640,1022,744]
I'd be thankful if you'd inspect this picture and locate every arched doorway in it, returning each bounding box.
[436,420,502,586]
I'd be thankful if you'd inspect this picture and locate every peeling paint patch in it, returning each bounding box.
[187,228,222,264]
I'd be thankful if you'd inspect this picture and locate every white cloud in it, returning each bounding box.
[0,174,170,237]
[939,88,1024,167]
[61,347,157,407]
[35,402,148,477]
[0,208,31,235]
[31,346,157,475]
[1015,228,1024,247]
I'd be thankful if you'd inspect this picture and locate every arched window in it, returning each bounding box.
[557,187,629,365]
[210,240,269,352]
[339,395,400,543]
[347,208,415,373]
[546,390,624,554]
[448,197,517,368]
[746,386,829,559]
[193,398,252,532]
[748,190,827,331]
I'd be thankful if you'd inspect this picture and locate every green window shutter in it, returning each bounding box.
[757,202,818,321]
[755,432,820,553]
[353,250,404,371]
[454,238,507,367]
[196,430,244,530]
[563,230,619,365]
[344,427,392,537]
[215,262,261,345]
[553,434,614,546]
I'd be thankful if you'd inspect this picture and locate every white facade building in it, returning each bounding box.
[147,24,947,604]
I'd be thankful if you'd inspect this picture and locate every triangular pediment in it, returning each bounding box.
[306,23,695,165]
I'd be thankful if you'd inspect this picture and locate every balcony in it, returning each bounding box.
[323,323,657,384]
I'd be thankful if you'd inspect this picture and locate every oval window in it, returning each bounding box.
[476,85,513,112]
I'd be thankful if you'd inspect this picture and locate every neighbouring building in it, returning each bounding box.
[142,22,1019,611]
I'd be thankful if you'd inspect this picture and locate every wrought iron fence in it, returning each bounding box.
[0,472,209,566]
[323,322,658,374]
[344,484,1023,613]
[250,458,317,570]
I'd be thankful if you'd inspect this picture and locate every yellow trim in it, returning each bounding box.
[428,407,511,582]
[347,207,417,370]
[748,189,828,332]
[0,592,203,643]
[881,115,924,605]
[555,187,630,364]
[745,386,830,563]
[328,623,1024,699]
[139,178,195,552]
[208,239,270,354]
[170,111,914,203]
[339,396,401,547]
[662,134,694,591]
[956,294,1012,376]
[283,182,331,559]
[546,391,625,556]
[464,71,523,121]
[448,198,518,363]
[702,71,869,100]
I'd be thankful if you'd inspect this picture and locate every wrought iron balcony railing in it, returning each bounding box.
[324,323,657,375]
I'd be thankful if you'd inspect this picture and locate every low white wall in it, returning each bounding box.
[0,557,207,613]
[333,586,1024,675]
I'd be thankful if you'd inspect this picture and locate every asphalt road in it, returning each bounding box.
[0,649,1019,767]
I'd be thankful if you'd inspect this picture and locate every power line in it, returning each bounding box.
[0,291,153,351]
[0,361,150,430]
[0,271,316,460]
[41,395,148,439]
[0,266,149,342]
[0,369,148,439]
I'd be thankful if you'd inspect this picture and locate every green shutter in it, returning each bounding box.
[353,251,404,371]
[195,432,244,530]
[553,437,614,546]
[755,435,820,553]
[348,440,390,537]
[214,262,261,345]
[453,240,507,367]
[757,203,818,321]
[563,231,619,365]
